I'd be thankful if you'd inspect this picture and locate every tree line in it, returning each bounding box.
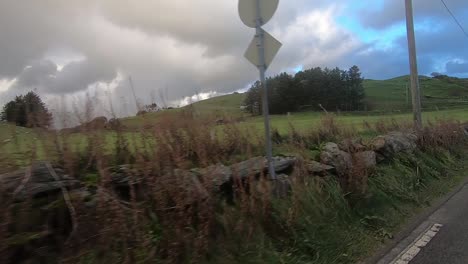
[243,65,365,115]
[1,91,52,128]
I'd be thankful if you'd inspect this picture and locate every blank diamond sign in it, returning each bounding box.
[244,29,282,70]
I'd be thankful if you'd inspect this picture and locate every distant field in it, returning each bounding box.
[120,75,468,128]
[244,108,468,134]
[2,75,468,166]
[365,76,468,111]
[120,92,247,129]
[2,107,468,167]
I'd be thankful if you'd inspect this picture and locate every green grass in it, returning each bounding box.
[2,75,468,167]
[120,92,247,129]
[186,92,247,117]
[2,107,468,168]
[206,147,468,264]
[116,75,468,129]
[242,108,468,135]
[365,75,468,111]
[2,76,468,263]
[0,123,32,141]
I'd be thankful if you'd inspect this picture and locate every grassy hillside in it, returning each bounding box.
[365,75,468,111]
[118,75,468,128]
[120,92,247,128]
[0,123,32,141]
[186,75,468,116]
[186,92,246,116]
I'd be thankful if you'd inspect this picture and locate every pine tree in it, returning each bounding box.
[0,91,52,128]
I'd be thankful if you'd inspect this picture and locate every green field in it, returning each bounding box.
[198,75,468,114]
[1,75,468,263]
[121,75,468,128]
[245,108,468,134]
[365,75,468,111]
[1,75,468,166]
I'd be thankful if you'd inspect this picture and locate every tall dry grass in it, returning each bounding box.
[1,101,468,263]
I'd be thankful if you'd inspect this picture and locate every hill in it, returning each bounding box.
[186,75,468,114]
[184,92,247,117]
[117,75,468,128]
[0,123,32,142]
[365,75,468,111]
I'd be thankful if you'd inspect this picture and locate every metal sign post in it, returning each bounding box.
[239,0,281,180]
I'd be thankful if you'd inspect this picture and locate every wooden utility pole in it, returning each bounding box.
[405,0,422,129]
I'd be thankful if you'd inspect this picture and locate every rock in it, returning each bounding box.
[106,118,124,130]
[0,162,85,264]
[272,156,297,172]
[353,151,377,169]
[73,187,97,208]
[306,161,335,175]
[109,165,144,199]
[320,142,353,177]
[109,165,210,202]
[84,116,108,130]
[110,165,143,187]
[230,156,296,179]
[194,164,232,193]
[338,138,366,153]
[371,132,418,159]
[172,169,210,202]
[463,123,468,136]
[105,156,296,201]
[230,157,266,179]
[271,174,291,198]
[0,161,81,201]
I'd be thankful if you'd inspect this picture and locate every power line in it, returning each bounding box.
[440,0,468,39]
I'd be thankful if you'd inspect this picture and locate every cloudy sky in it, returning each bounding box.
[0,0,467,120]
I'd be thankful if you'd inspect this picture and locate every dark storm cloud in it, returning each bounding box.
[0,1,90,78]
[14,60,57,88]
[11,59,116,94]
[0,0,358,107]
[3,0,465,113]
[47,59,116,93]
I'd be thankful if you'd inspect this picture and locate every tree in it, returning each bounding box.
[268,72,303,114]
[243,81,262,115]
[243,65,367,115]
[144,102,160,113]
[347,65,365,110]
[0,101,19,124]
[431,72,442,78]
[0,91,52,128]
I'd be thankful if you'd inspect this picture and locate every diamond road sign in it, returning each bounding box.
[238,0,281,180]
[244,30,282,69]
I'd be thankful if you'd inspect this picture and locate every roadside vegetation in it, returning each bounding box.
[1,73,468,263]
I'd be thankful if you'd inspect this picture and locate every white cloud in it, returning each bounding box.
[177,91,220,107]
[0,0,361,117]
[0,78,15,93]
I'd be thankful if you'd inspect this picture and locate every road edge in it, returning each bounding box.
[363,171,468,264]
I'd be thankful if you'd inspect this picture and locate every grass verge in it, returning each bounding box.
[205,148,468,264]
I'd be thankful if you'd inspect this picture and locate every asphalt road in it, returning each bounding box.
[410,183,468,264]
[376,182,468,264]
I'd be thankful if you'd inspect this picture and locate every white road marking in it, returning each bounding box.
[390,223,443,264]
